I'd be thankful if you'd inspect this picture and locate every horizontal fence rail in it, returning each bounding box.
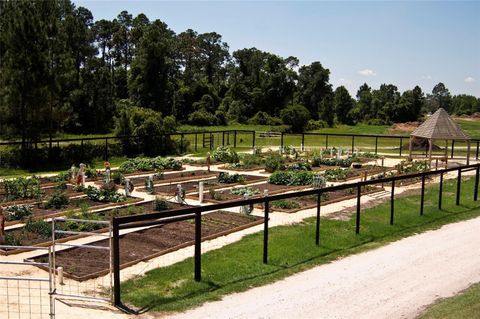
[111,162,480,310]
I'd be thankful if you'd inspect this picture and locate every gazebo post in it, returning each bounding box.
[428,138,433,168]
[467,140,471,165]
[408,136,413,161]
[445,140,448,168]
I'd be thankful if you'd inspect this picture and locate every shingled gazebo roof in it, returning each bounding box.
[411,108,470,140]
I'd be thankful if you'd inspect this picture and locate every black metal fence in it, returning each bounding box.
[111,162,480,310]
[1,130,479,169]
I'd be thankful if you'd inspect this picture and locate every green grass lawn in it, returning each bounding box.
[120,175,480,313]
[419,282,480,319]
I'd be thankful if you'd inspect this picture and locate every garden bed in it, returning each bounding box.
[31,211,263,281]
[138,174,267,195]
[264,186,384,213]
[191,182,309,203]
[4,196,143,227]
[114,170,217,188]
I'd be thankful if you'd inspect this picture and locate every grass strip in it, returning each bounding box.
[419,282,480,319]
[121,175,480,313]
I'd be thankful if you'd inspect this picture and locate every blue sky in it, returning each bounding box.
[76,0,480,97]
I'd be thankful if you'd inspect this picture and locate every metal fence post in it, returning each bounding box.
[390,180,395,225]
[301,133,305,152]
[280,132,284,150]
[475,166,479,201]
[195,211,202,281]
[252,131,256,149]
[375,137,378,155]
[326,135,329,149]
[180,133,184,153]
[351,136,355,153]
[222,132,225,146]
[451,140,455,158]
[356,185,361,234]
[420,175,425,215]
[315,192,321,245]
[456,168,461,205]
[439,172,444,210]
[234,130,237,148]
[263,200,269,264]
[476,141,479,160]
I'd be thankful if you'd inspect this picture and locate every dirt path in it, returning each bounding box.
[167,216,480,319]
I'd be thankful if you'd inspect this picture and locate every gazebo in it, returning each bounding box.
[408,108,471,165]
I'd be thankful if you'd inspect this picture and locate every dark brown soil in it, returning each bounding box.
[139,174,266,195]
[33,211,262,279]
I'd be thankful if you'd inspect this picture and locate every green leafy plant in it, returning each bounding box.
[269,171,316,186]
[83,186,127,203]
[4,205,33,222]
[44,191,70,209]
[311,156,352,168]
[154,197,170,211]
[230,187,259,197]
[2,176,42,201]
[112,171,125,185]
[24,219,52,239]
[212,146,239,163]
[264,153,285,172]
[271,200,300,209]
[323,168,349,181]
[209,188,225,201]
[217,172,245,184]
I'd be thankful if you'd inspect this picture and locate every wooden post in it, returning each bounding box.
[408,136,413,160]
[466,140,471,165]
[428,138,433,168]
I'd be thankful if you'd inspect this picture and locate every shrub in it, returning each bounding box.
[25,219,52,238]
[271,200,301,209]
[264,153,285,172]
[83,186,127,203]
[240,153,264,168]
[154,197,170,211]
[4,205,33,222]
[230,187,259,197]
[44,191,70,209]
[269,171,316,186]
[280,104,310,133]
[112,171,125,185]
[323,168,349,181]
[119,157,182,173]
[188,110,216,126]
[218,172,245,184]
[306,119,327,131]
[212,146,239,163]
[284,162,311,171]
[311,157,353,168]
[2,177,42,201]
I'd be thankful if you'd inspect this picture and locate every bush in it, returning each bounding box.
[212,146,239,163]
[218,172,245,184]
[230,187,259,197]
[284,162,311,171]
[269,171,316,186]
[188,110,216,126]
[264,153,285,172]
[271,200,301,209]
[154,197,170,211]
[4,205,33,222]
[2,177,42,201]
[24,219,52,238]
[119,157,183,173]
[280,104,311,133]
[311,156,353,168]
[83,186,127,203]
[44,191,70,209]
[323,168,349,181]
[112,171,125,185]
[306,119,327,131]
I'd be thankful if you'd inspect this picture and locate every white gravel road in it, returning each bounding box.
[168,216,480,319]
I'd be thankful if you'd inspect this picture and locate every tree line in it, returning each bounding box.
[1,0,479,145]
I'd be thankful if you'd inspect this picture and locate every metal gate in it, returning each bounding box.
[0,245,55,319]
[51,217,113,304]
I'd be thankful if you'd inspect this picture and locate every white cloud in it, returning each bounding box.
[465,76,475,83]
[421,75,432,80]
[358,69,376,76]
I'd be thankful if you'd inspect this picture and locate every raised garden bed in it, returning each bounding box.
[4,196,143,227]
[31,211,263,281]
[264,186,384,213]
[112,170,217,188]
[191,182,309,203]
[1,199,174,255]
[137,173,266,195]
